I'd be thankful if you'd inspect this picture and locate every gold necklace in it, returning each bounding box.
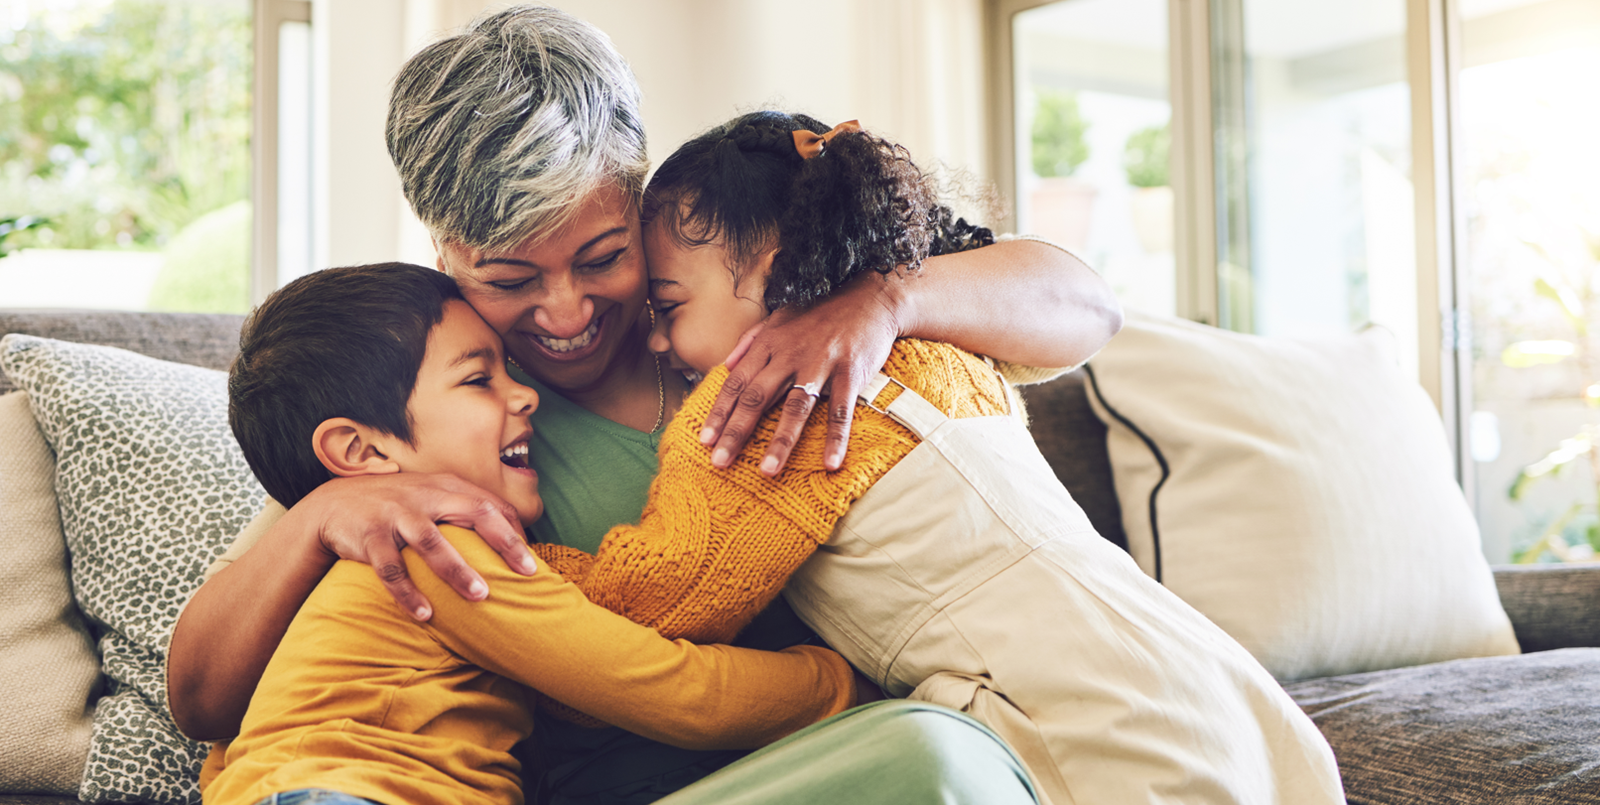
[646,304,665,433]
[649,352,665,433]
[505,348,664,433]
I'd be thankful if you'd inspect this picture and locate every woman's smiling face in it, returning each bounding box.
[438,182,649,396]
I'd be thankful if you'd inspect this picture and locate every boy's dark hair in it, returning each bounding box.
[641,110,994,310]
[228,263,464,508]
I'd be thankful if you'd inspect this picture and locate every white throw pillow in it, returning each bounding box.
[0,391,100,794]
[0,334,266,804]
[1083,313,1519,681]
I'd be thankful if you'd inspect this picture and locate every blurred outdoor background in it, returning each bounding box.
[2,0,1598,563]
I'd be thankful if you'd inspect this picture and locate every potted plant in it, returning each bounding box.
[1028,89,1094,253]
[1123,123,1173,254]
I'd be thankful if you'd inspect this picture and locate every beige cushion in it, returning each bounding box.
[0,391,99,794]
[1085,313,1520,681]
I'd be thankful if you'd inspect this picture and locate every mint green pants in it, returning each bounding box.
[655,700,1038,805]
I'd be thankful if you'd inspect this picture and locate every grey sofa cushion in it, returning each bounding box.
[1287,648,1600,804]
[0,310,244,395]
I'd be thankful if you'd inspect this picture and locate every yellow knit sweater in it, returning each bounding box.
[533,338,1012,648]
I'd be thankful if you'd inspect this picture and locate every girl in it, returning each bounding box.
[634,110,1346,805]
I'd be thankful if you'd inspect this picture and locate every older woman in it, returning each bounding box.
[170,6,1119,804]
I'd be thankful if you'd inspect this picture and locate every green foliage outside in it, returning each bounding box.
[1031,90,1090,179]
[147,200,251,313]
[1123,123,1171,188]
[0,1,251,258]
[0,215,48,258]
[1503,228,1600,563]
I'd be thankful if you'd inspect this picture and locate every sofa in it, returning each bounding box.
[3,307,1600,805]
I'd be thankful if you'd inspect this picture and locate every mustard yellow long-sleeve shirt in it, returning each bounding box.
[203,525,856,805]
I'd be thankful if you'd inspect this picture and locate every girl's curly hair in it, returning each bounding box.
[642,110,994,310]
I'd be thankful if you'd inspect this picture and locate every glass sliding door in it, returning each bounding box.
[1458,0,1600,563]
[1012,0,1175,318]
[1208,0,1418,368]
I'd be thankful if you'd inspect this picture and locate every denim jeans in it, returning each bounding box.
[251,790,384,805]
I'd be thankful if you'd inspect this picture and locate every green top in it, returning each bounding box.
[510,363,660,554]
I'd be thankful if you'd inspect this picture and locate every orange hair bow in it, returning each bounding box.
[792,120,861,159]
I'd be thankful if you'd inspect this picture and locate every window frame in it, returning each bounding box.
[985,0,1471,487]
[251,0,313,307]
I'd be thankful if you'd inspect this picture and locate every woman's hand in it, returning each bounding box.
[308,472,538,620]
[700,238,1121,476]
[700,273,902,475]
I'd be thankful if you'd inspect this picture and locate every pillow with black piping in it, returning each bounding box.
[1083,312,1518,681]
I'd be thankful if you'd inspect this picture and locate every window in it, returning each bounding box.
[0,0,311,314]
[1458,0,1600,562]
[0,0,252,312]
[994,0,1600,563]
[1209,0,1415,356]
[1010,0,1175,318]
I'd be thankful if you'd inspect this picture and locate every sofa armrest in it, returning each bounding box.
[1494,564,1600,652]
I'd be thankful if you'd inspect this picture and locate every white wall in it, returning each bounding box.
[314,0,407,267]
[318,0,990,267]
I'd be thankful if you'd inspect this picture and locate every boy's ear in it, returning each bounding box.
[312,418,402,478]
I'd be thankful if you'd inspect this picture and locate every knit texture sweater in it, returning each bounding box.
[530,338,1011,729]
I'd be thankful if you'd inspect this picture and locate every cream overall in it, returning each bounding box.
[783,374,1345,805]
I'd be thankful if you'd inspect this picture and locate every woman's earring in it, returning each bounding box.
[648,304,657,329]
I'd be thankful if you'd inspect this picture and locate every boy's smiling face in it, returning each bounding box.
[385,300,544,527]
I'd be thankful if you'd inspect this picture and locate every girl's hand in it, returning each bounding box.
[700,273,902,476]
[304,472,538,620]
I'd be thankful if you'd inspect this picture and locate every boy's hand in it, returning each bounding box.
[701,273,902,476]
[303,473,536,620]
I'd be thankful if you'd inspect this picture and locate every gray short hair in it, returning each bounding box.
[387,5,648,252]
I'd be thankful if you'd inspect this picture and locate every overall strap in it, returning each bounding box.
[979,355,1015,418]
[858,373,949,441]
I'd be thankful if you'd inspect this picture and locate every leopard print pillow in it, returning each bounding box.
[0,334,265,804]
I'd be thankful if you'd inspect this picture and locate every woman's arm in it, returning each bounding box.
[166,472,534,741]
[423,525,859,750]
[701,238,1122,473]
[895,238,1122,369]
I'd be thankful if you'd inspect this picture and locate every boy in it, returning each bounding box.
[203,263,857,805]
